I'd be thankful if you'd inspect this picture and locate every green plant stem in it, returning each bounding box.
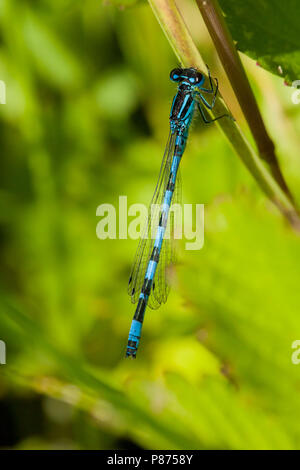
[148,0,300,230]
[195,0,294,203]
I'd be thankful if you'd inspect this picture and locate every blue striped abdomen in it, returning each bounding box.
[126,89,195,358]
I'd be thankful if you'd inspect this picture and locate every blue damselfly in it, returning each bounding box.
[126,66,230,358]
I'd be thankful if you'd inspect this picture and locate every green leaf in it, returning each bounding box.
[219,0,300,84]
[0,296,201,449]
[22,9,82,90]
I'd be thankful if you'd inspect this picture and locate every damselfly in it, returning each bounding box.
[126,66,230,358]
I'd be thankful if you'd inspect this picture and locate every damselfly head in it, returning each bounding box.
[170,67,204,86]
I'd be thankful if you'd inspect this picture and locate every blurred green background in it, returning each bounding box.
[1,0,300,450]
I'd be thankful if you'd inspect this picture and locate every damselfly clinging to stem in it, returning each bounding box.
[126,66,232,358]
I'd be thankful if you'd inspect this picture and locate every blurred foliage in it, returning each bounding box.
[0,0,300,450]
[219,0,300,85]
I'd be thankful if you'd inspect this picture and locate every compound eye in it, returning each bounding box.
[195,73,204,85]
[170,68,182,82]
